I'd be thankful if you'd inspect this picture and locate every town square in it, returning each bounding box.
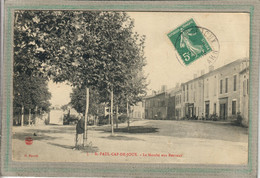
[11,11,249,165]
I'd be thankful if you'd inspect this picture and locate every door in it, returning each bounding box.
[219,103,227,120]
[205,101,210,119]
[219,97,228,120]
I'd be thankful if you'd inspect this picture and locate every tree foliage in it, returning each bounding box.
[70,87,103,116]
[13,11,54,114]
[13,73,51,114]
[13,11,147,129]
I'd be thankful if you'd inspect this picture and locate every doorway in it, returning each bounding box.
[205,101,210,119]
[219,98,228,120]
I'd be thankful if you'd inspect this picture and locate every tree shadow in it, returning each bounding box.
[47,142,74,149]
[98,126,158,134]
[29,126,75,134]
[100,135,144,141]
[12,132,62,141]
[47,142,99,153]
[79,145,99,153]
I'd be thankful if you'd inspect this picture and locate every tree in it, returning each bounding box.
[70,87,103,118]
[13,11,54,126]
[13,10,147,144]
[92,12,147,134]
[13,73,51,126]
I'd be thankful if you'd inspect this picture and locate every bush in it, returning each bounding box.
[118,114,128,123]
[236,112,243,126]
[63,114,78,125]
[88,119,94,126]
[210,113,219,121]
[98,115,109,125]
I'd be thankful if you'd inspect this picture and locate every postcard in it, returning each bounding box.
[1,1,259,177]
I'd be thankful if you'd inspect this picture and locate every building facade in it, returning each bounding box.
[239,64,249,126]
[145,92,169,120]
[144,59,249,125]
[130,101,145,119]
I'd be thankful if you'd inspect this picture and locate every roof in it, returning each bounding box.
[182,58,249,85]
[144,91,167,100]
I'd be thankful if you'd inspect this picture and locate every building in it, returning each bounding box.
[49,108,64,125]
[145,92,169,120]
[144,58,249,125]
[174,88,182,120]
[181,74,204,119]
[130,101,145,119]
[168,86,182,120]
[239,62,249,126]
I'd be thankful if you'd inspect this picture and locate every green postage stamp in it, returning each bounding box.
[167,18,212,65]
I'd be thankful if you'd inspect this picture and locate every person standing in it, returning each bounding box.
[74,116,85,150]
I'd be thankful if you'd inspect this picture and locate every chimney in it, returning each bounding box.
[161,85,167,92]
[209,65,214,72]
[175,83,180,88]
[152,90,157,95]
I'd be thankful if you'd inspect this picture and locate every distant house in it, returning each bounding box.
[130,101,145,119]
[49,108,63,125]
[145,92,169,120]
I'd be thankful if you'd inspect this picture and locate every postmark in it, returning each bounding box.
[167,18,220,66]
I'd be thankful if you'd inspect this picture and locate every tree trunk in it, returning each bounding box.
[127,100,130,132]
[21,105,24,127]
[28,109,31,126]
[95,109,98,125]
[111,89,114,135]
[116,105,119,129]
[35,106,38,126]
[83,87,89,147]
[108,107,111,124]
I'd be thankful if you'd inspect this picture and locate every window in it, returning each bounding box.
[214,103,216,114]
[232,101,236,115]
[243,80,246,96]
[220,79,223,94]
[225,78,228,93]
[233,75,237,91]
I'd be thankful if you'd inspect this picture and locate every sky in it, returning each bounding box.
[48,12,250,107]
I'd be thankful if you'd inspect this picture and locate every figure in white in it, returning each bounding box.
[180,28,204,57]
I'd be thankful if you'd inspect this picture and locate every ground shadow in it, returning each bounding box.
[29,126,75,134]
[47,142,99,153]
[12,132,62,141]
[100,135,144,141]
[47,142,74,149]
[98,126,158,134]
[79,145,99,153]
